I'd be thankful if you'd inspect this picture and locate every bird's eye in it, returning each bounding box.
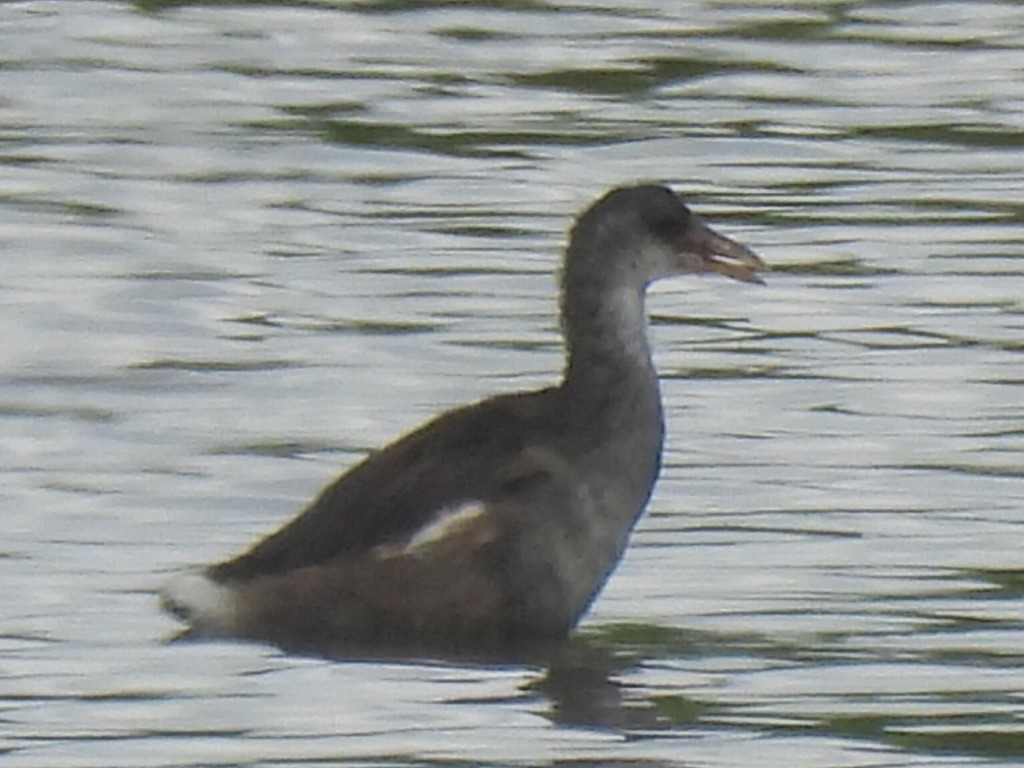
[643,205,689,243]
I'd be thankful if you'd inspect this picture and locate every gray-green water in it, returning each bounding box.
[2,1,1022,766]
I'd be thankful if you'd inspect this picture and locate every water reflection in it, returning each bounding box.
[157,579,1022,761]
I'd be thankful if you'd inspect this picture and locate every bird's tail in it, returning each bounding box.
[160,570,238,636]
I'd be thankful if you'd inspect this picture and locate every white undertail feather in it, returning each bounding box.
[160,571,237,634]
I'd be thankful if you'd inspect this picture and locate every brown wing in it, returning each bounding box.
[209,386,566,583]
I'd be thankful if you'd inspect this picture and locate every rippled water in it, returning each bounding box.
[2,1,1023,766]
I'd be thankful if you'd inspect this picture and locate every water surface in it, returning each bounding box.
[2,1,1022,766]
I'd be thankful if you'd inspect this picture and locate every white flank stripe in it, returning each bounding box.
[405,500,487,550]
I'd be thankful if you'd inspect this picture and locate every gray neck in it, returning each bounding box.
[551,260,666,621]
[559,269,664,443]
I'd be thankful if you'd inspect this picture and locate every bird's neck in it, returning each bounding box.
[558,268,662,431]
[555,260,665,572]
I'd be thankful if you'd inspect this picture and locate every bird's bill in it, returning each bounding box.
[683,213,768,284]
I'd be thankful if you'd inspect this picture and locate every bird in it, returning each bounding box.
[160,184,766,654]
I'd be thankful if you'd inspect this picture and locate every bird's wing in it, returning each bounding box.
[208,387,564,583]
